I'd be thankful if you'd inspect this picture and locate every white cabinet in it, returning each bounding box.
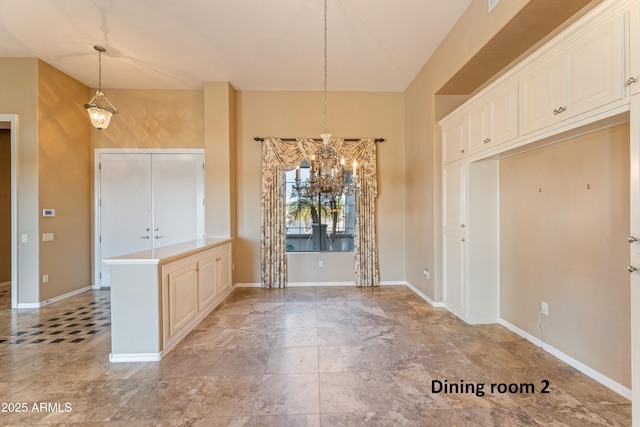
[443,159,467,232]
[520,13,625,135]
[468,82,519,155]
[630,3,640,95]
[443,233,466,319]
[442,113,467,164]
[162,241,233,350]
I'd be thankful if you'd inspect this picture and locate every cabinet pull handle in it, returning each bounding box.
[460,149,465,154]
[461,238,466,242]
[140,235,150,239]
[553,108,558,115]
[483,138,491,144]
[627,76,638,85]
[628,266,638,273]
[557,106,565,114]
[155,235,164,239]
[629,236,638,243]
[461,224,465,228]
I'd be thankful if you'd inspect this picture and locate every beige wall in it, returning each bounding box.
[0,58,40,303]
[92,89,204,149]
[404,0,529,300]
[37,60,92,300]
[500,124,631,388]
[236,91,405,284]
[0,129,10,283]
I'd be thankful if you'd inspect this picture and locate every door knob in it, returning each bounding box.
[628,266,638,273]
[629,236,638,243]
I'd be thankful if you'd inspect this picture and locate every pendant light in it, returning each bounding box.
[84,45,118,130]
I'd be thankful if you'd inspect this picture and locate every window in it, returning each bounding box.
[284,164,356,252]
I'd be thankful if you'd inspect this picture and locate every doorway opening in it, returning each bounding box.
[0,115,17,308]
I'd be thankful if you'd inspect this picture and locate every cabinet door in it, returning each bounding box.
[487,81,518,146]
[167,263,199,337]
[519,55,563,135]
[443,233,466,319]
[467,101,489,155]
[564,14,625,119]
[443,160,467,232]
[442,113,468,164]
[216,244,233,296]
[197,254,217,310]
[630,3,640,95]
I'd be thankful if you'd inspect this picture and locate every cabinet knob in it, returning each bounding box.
[629,236,639,243]
[627,76,638,85]
[460,149,465,154]
[628,266,638,273]
[557,106,565,114]
[483,138,491,144]
[461,238,466,242]
[461,224,465,228]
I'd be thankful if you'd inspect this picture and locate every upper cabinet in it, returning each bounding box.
[520,13,626,135]
[442,112,468,164]
[468,81,519,155]
[630,3,640,95]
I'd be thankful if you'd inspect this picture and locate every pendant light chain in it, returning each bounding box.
[97,48,103,92]
[323,0,328,135]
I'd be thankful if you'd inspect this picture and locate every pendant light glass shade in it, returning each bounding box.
[84,90,117,130]
[84,45,118,130]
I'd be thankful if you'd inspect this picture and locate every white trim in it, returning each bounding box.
[109,353,162,363]
[499,318,632,400]
[0,115,18,308]
[15,286,93,308]
[405,281,445,307]
[234,281,409,288]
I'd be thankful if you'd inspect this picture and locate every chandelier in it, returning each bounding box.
[84,45,118,130]
[293,0,359,200]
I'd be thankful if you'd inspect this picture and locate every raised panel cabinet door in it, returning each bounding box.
[630,3,640,95]
[519,55,563,135]
[563,14,625,119]
[197,254,217,310]
[216,244,232,296]
[167,263,199,337]
[467,100,489,155]
[99,153,153,287]
[487,81,518,146]
[443,233,466,320]
[152,153,205,248]
[443,160,467,232]
[442,113,468,164]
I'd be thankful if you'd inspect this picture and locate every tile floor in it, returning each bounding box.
[0,284,632,426]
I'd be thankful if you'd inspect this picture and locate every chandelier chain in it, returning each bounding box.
[97,49,102,92]
[323,0,328,134]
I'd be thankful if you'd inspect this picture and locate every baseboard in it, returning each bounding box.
[109,353,162,363]
[16,285,93,309]
[498,318,632,400]
[234,281,409,288]
[405,281,445,307]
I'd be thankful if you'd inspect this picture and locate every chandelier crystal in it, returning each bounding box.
[293,0,359,200]
[84,45,118,130]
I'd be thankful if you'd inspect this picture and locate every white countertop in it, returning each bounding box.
[103,238,232,265]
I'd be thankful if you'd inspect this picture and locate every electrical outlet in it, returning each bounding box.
[540,302,549,316]
[42,274,49,284]
[318,260,324,268]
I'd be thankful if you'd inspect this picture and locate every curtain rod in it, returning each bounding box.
[254,137,384,143]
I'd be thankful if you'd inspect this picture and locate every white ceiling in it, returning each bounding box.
[0,0,471,92]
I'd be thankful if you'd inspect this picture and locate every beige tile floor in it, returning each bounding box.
[0,284,631,426]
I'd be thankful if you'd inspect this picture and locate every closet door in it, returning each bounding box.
[152,153,205,247]
[99,153,153,287]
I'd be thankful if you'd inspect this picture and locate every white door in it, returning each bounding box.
[98,151,205,287]
[99,153,153,287]
[152,153,205,247]
[443,232,466,320]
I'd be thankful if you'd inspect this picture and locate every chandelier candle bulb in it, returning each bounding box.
[295,165,300,181]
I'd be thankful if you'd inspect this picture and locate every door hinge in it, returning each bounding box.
[99,162,101,170]
[99,235,101,243]
[99,272,102,279]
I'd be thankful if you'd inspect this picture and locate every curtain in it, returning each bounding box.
[260,137,379,288]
